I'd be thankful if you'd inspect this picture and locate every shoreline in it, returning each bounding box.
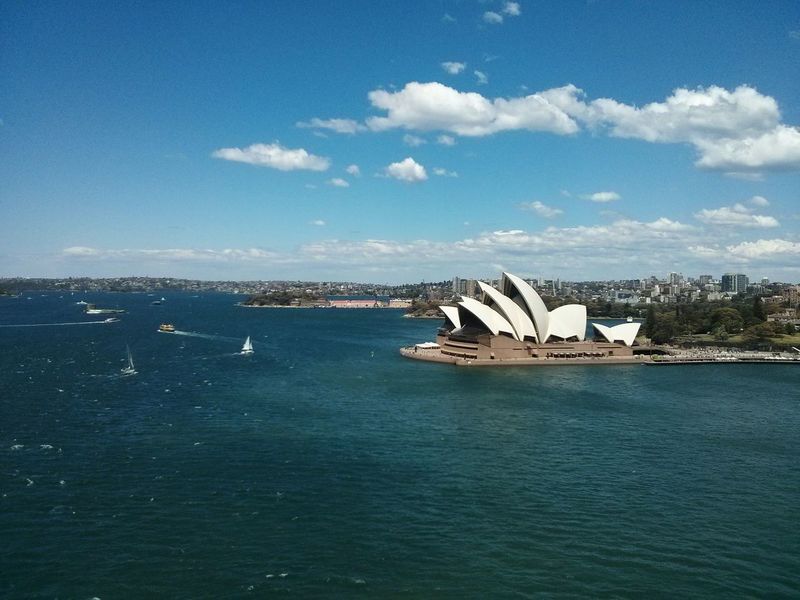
[400,346,800,367]
[236,303,406,309]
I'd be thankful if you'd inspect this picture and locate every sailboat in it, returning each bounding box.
[121,345,137,376]
[240,336,254,355]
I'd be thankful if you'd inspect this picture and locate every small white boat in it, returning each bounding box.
[121,345,137,376]
[241,336,254,355]
[626,316,634,322]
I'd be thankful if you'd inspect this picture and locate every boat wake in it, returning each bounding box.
[170,330,241,343]
[0,320,112,328]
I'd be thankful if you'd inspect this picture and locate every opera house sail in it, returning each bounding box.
[402,272,643,366]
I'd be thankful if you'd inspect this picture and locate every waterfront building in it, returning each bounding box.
[408,272,642,364]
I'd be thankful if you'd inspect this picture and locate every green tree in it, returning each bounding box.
[710,307,744,333]
[712,325,729,341]
[645,304,657,339]
[651,313,678,344]
[742,322,779,342]
[752,296,766,322]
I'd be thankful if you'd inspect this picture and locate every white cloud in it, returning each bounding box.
[726,239,800,259]
[749,195,769,207]
[441,61,466,75]
[63,246,100,257]
[366,81,579,136]
[521,201,563,218]
[692,125,800,171]
[384,157,428,182]
[212,143,330,171]
[310,219,326,226]
[346,164,361,177]
[328,177,350,188]
[582,191,620,203]
[437,134,456,146]
[403,133,427,147]
[442,13,456,23]
[694,203,779,228]
[62,247,282,263]
[433,167,458,177]
[474,70,488,86]
[359,82,800,172]
[544,84,800,172]
[296,117,366,134]
[483,11,503,24]
[63,215,800,282]
[502,2,521,16]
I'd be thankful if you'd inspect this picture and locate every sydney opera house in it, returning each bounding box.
[402,272,643,365]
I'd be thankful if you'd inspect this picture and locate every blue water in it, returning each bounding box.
[1,293,799,597]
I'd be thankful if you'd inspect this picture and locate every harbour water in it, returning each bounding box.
[1,293,799,597]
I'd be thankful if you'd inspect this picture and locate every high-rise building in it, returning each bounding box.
[737,273,749,292]
[721,273,748,293]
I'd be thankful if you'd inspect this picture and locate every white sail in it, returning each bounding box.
[241,336,254,354]
[121,345,137,375]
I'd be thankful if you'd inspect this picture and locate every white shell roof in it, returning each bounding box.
[440,305,462,330]
[502,272,550,343]
[458,297,517,339]
[548,304,587,341]
[478,281,538,342]
[592,322,641,347]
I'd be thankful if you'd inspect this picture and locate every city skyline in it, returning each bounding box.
[2,1,800,283]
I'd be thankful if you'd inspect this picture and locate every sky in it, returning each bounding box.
[1,0,800,284]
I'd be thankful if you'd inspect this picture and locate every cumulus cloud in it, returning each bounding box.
[212,143,330,171]
[544,84,800,172]
[483,11,503,24]
[346,164,361,177]
[726,238,800,259]
[328,177,350,188]
[366,81,579,136]
[297,82,799,173]
[582,191,620,203]
[310,219,326,226]
[694,203,779,228]
[503,2,521,16]
[474,70,489,85]
[433,167,458,177]
[296,117,366,134]
[521,201,563,218]
[403,134,427,147]
[437,134,456,146]
[441,61,466,75]
[384,157,428,182]
[749,195,769,207]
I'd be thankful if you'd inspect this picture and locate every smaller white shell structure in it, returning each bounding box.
[592,322,641,347]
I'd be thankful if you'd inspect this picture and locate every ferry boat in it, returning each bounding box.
[158,323,175,333]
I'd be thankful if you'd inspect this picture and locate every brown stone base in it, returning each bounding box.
[400,346,651,367]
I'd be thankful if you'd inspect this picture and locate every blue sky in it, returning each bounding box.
[2,1,799,283]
